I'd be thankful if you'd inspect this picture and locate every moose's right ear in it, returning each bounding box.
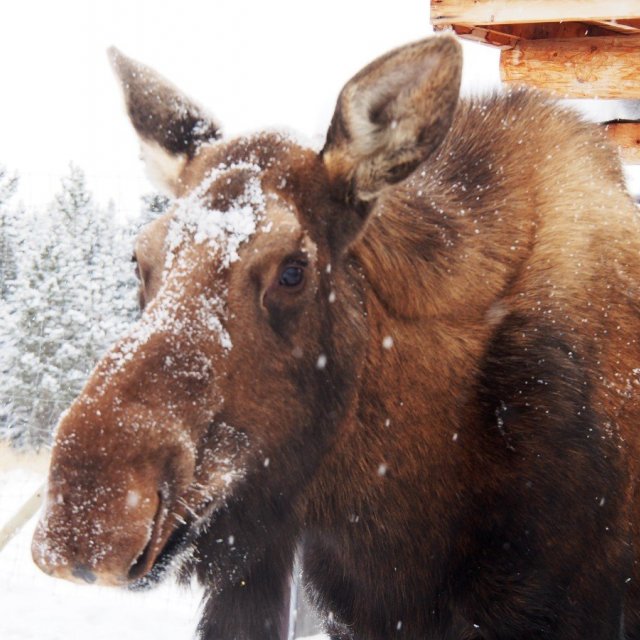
[322,35,462,211]
[108,47,221,196]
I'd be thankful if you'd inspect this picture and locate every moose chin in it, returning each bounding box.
[32,34,640,640]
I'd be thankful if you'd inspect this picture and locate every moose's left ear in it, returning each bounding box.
[322,36,462,206]
[109,47,221,196]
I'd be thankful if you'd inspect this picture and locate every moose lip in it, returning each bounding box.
[127,492,192,586]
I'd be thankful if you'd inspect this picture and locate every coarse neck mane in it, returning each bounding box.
[350,89,624,325]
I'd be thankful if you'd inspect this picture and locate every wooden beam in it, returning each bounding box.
[448,24,519,48]
[500,36,640,98]
[492,21,615,40]
[618,19,640,29]
[445,21,632,47]
[588,20,640,34]
[0,485,44,552]
[431,1,640,26]
[605,121,640,164]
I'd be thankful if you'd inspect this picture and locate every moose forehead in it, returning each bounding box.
[134,133,319,293]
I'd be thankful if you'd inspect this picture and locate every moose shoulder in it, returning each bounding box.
[32,35,640,639]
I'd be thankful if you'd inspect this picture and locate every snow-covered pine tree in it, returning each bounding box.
[140,191,171,224]
[0,165,21,443]
[0,165,138,448]
[0,166,19,298]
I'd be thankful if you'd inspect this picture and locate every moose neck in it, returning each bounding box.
[305,130,542,525]
[348,172,525,421]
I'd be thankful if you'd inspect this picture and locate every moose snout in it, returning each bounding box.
[31,479,162,586]
[30,379,200,585]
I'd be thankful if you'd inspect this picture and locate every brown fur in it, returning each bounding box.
[33,37,640,640]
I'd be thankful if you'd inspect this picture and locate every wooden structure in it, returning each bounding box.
[431,0,640,163]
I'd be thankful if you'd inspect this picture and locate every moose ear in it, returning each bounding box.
[322,36,462,208]
[108,47,221,196]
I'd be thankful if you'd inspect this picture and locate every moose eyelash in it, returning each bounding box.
[282,256,308,268]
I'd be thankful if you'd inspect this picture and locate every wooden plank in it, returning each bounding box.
[448,24,519,48]
[588,20,640,34]
[605,121,640,164]
[500,35,640,98]
[0,484,44,552]
[431,0,640,26]
[494,21,613,39]
[444,21,629,45]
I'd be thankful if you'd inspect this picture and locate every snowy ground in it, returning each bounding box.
[0,451,325,640]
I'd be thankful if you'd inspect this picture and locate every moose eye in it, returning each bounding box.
[279,265,304,288]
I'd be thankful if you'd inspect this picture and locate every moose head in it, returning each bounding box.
[32,36,462,590]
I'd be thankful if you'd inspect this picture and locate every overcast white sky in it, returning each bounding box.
[0,0,501,215]
[0,0,636,216]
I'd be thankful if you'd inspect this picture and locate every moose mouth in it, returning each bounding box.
[127,492,195,589]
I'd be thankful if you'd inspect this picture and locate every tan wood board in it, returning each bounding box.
[605,122,640,164]
[431,0,640,26]
[500,35,640,98]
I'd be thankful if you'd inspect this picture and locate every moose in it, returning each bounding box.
[32,35,640,639]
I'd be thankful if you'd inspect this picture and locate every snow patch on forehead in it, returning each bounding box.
[165,161,266,271]
[92,163,269,388]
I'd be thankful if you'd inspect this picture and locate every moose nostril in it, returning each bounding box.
[71,564,97,584]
